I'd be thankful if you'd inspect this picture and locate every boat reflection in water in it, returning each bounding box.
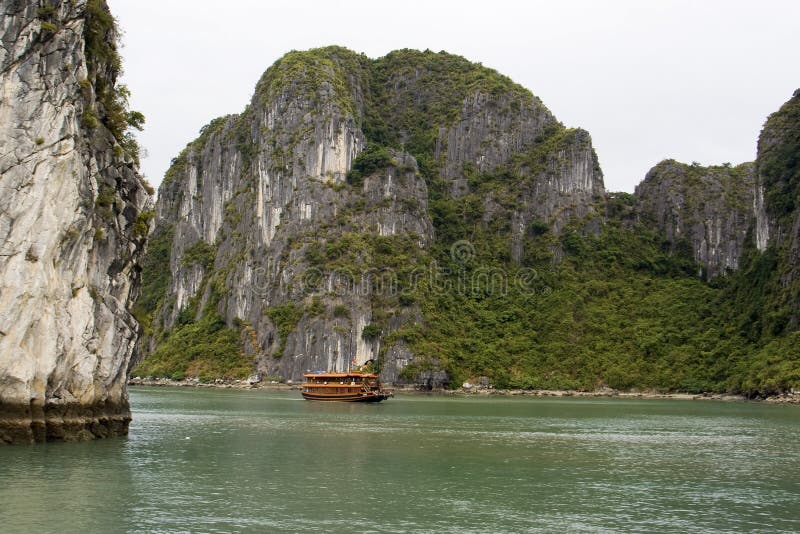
[301,371,393,402]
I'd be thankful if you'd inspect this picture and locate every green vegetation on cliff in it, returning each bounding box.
[256,46,371,118]
[133,225,173,332]
[365,49,531,150]
[715,90,800,391]
[759,90,800,225]
[83,0,145,163]
[134,254,252,381]
[393,169,728,391]
[133,309,250,381]
[392,140,798,394]
[133,227,251,380]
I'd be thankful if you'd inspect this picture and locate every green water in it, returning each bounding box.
[1,388,798,533]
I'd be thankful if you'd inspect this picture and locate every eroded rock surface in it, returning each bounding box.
[0,0,151,443]
[140,47,604,383]
[635,160,756,278]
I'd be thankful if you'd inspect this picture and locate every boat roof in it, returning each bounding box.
[303,372,378,378]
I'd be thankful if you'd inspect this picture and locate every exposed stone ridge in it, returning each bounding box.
[634,159,756,278]
[138,46,605,384]
[0,0,151,444]
[756,89,800,251]
[754,88,800,327]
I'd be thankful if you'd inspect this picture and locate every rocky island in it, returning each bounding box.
[0,0,151,443]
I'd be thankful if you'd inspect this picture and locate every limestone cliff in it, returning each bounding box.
[632,90,800,289]
[634,160,756,279]
[0,0,151,443]
[756,90,800,252]
[752,89,800,329]
[137,47,604,384]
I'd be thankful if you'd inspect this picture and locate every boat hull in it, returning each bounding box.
[301,392,390,402]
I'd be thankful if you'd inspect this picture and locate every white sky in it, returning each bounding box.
[107,0,800,193]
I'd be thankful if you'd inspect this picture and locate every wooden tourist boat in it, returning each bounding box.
[301,371,393,402]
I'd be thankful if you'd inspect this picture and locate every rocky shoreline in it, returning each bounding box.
[128,376,298,390]
[443,387,800,404]
[127,377,800,404]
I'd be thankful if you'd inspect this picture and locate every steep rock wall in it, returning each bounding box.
[756,89,800,254]
[0,0,151,443]
[634,160,756,278]
[139,47,605,384]
[753,89,800,328]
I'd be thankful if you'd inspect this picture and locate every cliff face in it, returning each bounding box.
[756,90,800,254]
[634,160,756,278]
[752,89,800,329]
[138,47,604,384]
[0,0,151,444]
[634,90,800,286]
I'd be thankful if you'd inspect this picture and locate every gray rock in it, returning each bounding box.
[140,47,605,384]
[753,88,800,327]
[0,0,152,444]
[634,160,755,279]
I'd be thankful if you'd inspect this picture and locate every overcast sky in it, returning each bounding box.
[107,0,799,193]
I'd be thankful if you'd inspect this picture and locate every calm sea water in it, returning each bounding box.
[1,387,798,533]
